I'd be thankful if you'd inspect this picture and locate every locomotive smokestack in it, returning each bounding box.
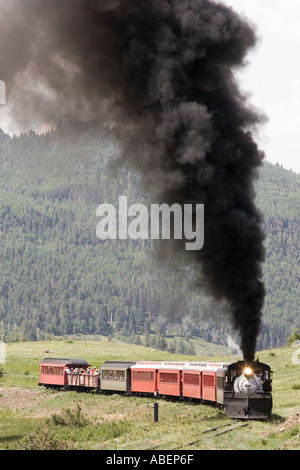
[243,354,255,366]
[0,0,266,359]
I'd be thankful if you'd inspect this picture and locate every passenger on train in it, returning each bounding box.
[65,365,100,376]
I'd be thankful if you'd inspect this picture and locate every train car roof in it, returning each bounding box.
[131,361,230,371]
[131,363,162,369]
[40,358,90,366]
[100,361,136,369]
[182,365,229,372]
[131,362,187,370]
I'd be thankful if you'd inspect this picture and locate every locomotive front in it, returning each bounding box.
[224,359,272,419]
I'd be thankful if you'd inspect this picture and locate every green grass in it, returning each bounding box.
[0,340,299,450]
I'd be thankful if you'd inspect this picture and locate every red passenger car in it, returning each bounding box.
[182,366,202,400]
[39,358,90,389]
[130,361,228,401]
[181,363,229,403]
[130,362,186,397]
[157,365,182,397]
[130,363,158,394]
[202,370,217,401]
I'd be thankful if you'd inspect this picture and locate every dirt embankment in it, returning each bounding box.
[0,387,42,410]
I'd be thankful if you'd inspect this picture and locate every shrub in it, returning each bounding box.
[21,425,74,450]
[47,403,90,428]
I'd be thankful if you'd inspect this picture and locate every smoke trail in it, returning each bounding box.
[0,0,266,360]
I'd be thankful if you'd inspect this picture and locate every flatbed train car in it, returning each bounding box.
[39,358,272,419]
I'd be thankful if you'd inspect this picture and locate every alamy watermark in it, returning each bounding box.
[96,196,204,251]
[0,80,6,104]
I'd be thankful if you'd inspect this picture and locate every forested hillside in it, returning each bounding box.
[0,122,298,350]
[256,163,299,348]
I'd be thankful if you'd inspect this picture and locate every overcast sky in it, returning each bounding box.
[0,1,299,173]
[224,0,300,173]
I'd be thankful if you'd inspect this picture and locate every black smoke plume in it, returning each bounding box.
[0,0,266,361]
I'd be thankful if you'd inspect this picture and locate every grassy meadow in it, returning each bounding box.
[0,338,299,450]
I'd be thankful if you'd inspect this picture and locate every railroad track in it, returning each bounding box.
[170,422,249,449]
[145,421,249,451]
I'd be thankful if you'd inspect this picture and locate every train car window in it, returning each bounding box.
[183,373,199,386]
[41,366,64,375]
[264,370,270,381]
[159,372,178,384]
[229,370,236,383]
[102,370,126,381]
[203,375,215,387]
[132,371,154,382]
[216,376,224,389]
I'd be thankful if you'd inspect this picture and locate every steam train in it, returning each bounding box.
[39,358,272,419]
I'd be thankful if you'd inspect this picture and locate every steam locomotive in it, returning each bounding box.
[39,358,272,419]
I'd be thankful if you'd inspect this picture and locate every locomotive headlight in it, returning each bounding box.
[243,367,253,377]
